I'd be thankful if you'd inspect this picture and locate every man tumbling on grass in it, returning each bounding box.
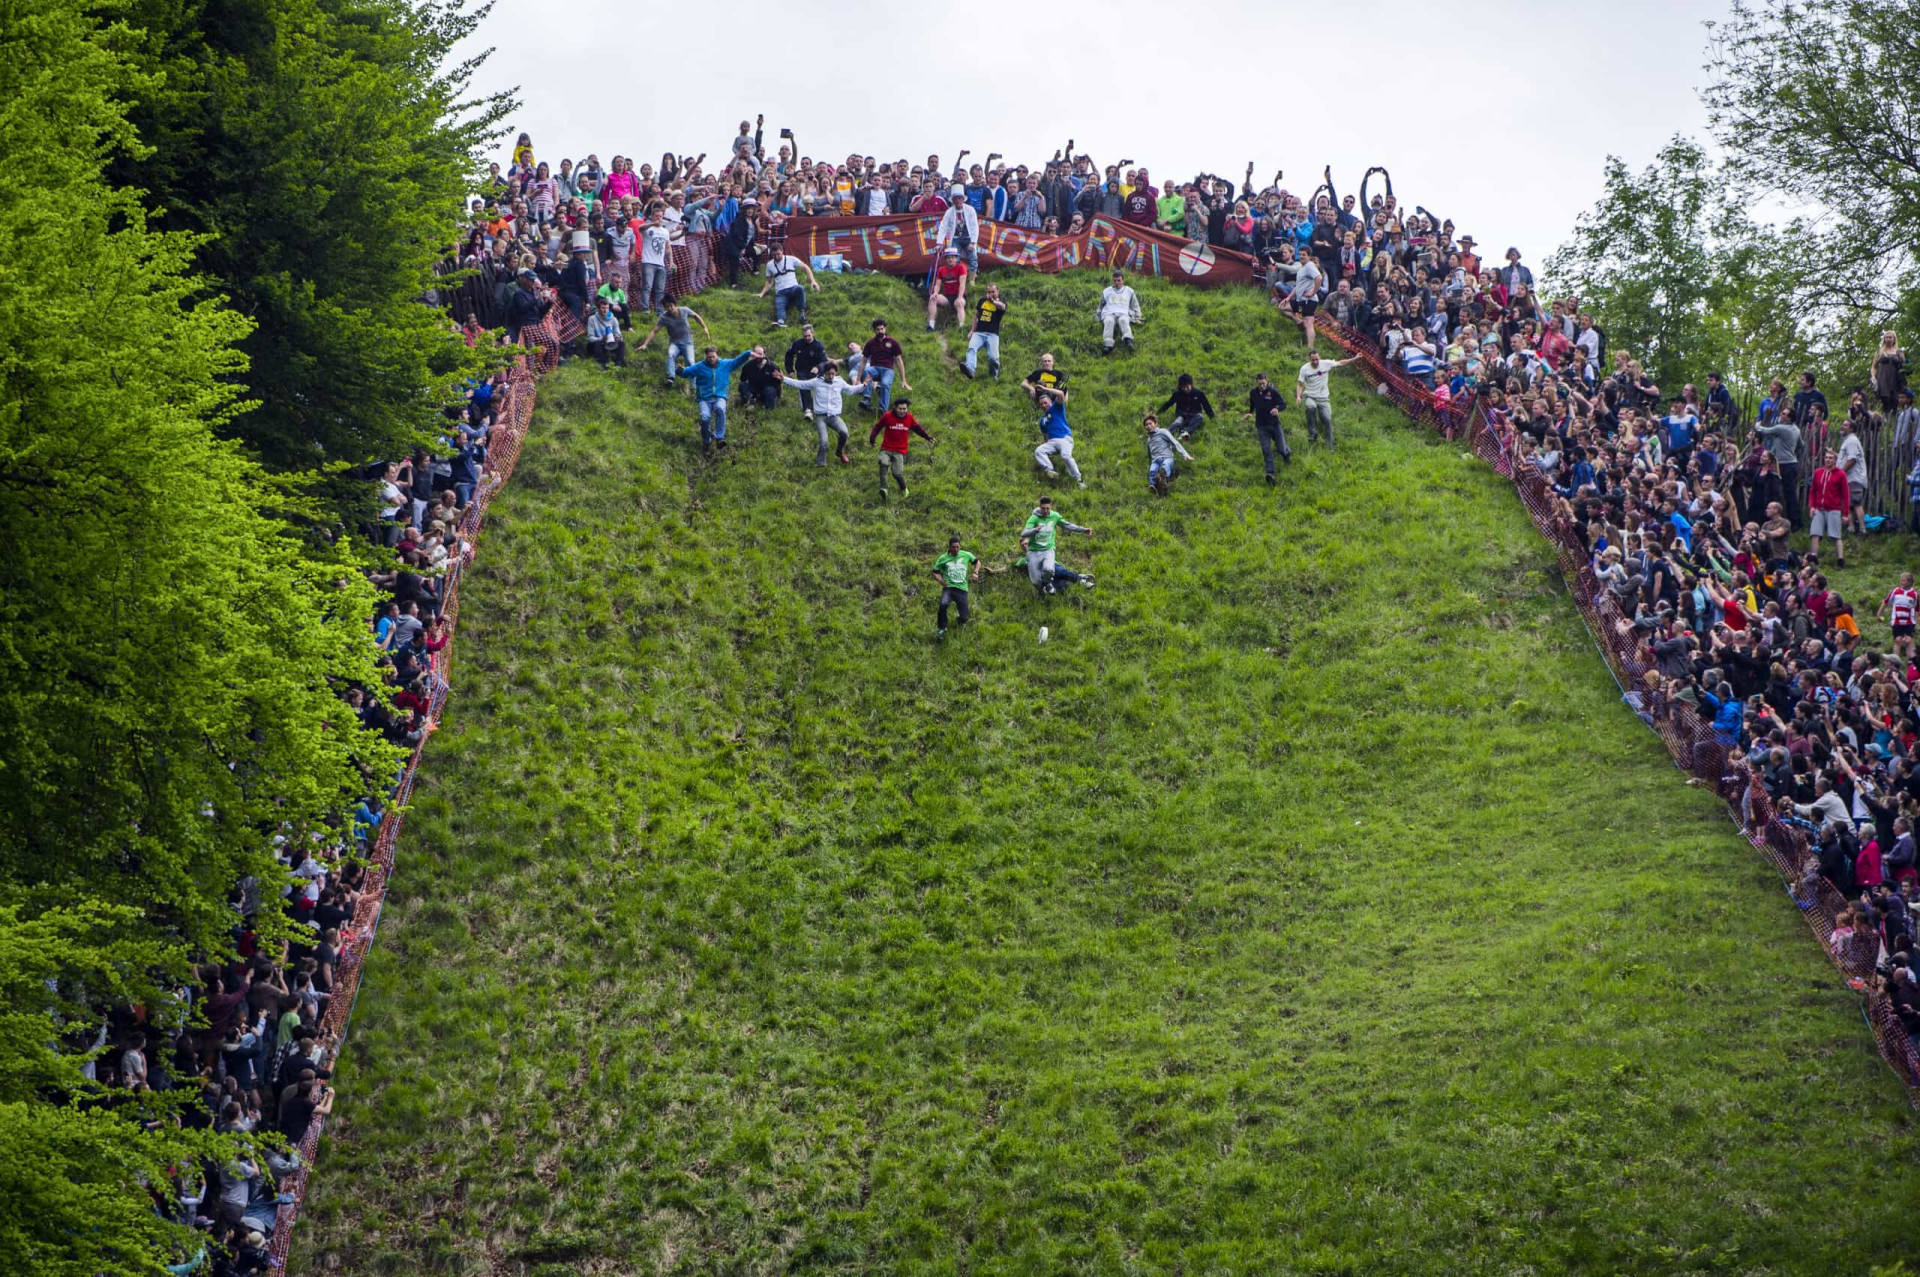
[931,535,979,639]
[870,396,934,501]
[1019,495,1093,596]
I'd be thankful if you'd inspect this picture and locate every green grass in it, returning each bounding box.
[293,273,1920,1276]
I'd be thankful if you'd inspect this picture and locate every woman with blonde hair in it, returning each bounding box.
[1873,329,1907,412]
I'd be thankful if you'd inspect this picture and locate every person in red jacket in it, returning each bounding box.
[869,396,934,501]
[1808,448,1850,567]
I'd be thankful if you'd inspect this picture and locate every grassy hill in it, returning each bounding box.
[293,273,1919,1275]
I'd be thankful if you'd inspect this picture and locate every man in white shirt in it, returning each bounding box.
[1296,349,1361,447]
[756,248,817,328]
[1837,417,1870,535]
[934,186,980,273]
[638,207,673,314]
[781,361,858,466]
[1099,270,1141,354]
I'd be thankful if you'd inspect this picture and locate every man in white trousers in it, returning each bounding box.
[1099,270,1141,354]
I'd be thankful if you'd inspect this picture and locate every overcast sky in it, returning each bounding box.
[461,0,1732,268]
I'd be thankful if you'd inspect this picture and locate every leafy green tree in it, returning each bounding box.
[0,0,403,948]
[108,0,514,484]
[0,903,246,1277]
[1703,0,1920,333]
[1546,136,1821,397]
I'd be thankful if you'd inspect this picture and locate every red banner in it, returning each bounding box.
[783,214,1260,288]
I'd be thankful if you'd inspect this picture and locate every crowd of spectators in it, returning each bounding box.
[101,121,1920,1272]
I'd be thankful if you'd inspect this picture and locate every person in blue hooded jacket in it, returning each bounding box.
[1699,681,1745,746]
[676,346,753,455]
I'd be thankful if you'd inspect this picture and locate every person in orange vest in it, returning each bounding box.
[1807,447,1851,568]
[869,396,935,501]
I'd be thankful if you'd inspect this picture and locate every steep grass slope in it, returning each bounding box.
[295,274,1919,1275]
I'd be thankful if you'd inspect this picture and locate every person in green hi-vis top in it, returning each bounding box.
[930,535,980,638]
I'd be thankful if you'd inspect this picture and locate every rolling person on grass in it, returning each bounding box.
[674,345,751,457]
[870,396,934,500]
[1020,351,1067,401]
[636,299,711,385]
[1099,269,1141,354]
[1244,370,1291,483]
[927,247,968,331]
[784,322,827,419]
[1144,412,1193,496]
[1019,494,1093,596]
[1296,348,1360,448]
[1158,372,1216,441]
[756,247,817,328]
[1033,387,1083,486]
[961,283,1007,380]
[782,360,858,466]
[859,318,910,412]
[931,535,980,638]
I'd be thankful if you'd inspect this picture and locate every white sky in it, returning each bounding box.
[460,0,1731,269]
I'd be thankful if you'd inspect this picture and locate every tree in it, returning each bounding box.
[1703,0,1920,331]
[108,0,514,488]
[0,904,246,1277]
[1546,136,1822,397]
[0,0,403,1262]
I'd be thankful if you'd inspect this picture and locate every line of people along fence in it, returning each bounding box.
[1309,312,1920,1104]
[264,300,582,1266]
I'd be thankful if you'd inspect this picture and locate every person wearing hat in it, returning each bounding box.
[502,268,551,345]
[934,185,980,273]
[1456,235,1480,275]
[927,247,969,331]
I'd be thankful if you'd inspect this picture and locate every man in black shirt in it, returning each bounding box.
[740,344,783,410]
[1158,374,1216,441]
[784,323,827,418]
[962,283,1007,379]
[1020,352,1068,403]
[1792,371,1829,427]
[1244,372,1291,482]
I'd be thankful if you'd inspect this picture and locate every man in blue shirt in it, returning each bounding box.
[1659,398,1699,471]
[1033,388,1083,485]
[675,346,752,455]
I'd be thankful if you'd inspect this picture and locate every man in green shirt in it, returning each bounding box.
[930,535,980,637]
[1156,185,1187,234]
[1019,495,1092,596]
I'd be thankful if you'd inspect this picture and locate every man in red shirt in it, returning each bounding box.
[869,396,934,501]
[858,318,909,413]
[1807,447,1850,567]
[926,248,968,331]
